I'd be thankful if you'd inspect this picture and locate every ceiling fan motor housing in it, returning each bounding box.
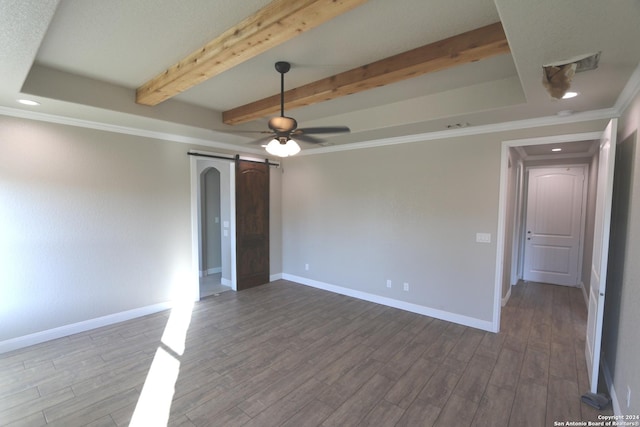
[268,116,298,132]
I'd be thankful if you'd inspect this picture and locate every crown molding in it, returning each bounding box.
[502,131,603,147]
[614,62,640,114]
[3,61,640,155]
[299,108,617,156]
[0,105,264,155]
[0,103,617,156]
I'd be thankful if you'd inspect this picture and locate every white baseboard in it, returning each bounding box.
[602,357,622,416]
[270,273,283,282]
[207,267,222,275]
[201,267,222,277]
[221,277,232,287]
[282,274,494,332]
[502,286,512,307]
[0,302,174,355]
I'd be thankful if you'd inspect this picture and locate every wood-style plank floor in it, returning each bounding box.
[0,280,613,426]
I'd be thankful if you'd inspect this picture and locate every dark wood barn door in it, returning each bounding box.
[235,159,270,290]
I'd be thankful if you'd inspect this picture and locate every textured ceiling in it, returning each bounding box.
[0,0,59,94]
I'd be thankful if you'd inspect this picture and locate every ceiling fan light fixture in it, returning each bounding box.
[265,138,300,157]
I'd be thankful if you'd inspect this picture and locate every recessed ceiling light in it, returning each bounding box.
[17,99,40,106]
[552,148,562,152]
[562,91,579,99]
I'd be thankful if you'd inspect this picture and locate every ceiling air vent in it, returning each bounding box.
[573,52,601,73]
[544,52,601,73]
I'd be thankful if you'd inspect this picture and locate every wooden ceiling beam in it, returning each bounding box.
[136,0,369,106]
[222,22,511,125]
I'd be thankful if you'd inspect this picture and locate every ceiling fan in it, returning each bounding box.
[244,61,350,157]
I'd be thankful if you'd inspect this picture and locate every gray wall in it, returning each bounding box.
[280,122,606,325]
[602,89,640,415]
[0,116,192,340]
[0,115,282,343]
[270,166,283,276]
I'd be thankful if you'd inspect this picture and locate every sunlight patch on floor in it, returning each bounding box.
[129,298,194,426]
[161,299,194,356]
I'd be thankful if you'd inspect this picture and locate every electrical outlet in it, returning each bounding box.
[628,386,632,408]
[386,280,392,288]
[476,233,491,243]
[403,282,409,291]
[305,263,309,271]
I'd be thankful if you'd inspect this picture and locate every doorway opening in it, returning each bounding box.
[495,131,601,326]
[494,120,618,396]
[190,156,236,301]
[200,167,232,297]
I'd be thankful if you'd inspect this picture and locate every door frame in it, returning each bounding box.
[585,119,617,393]
[511,161,525,287]
[190,156,237,300]
[521,164,589,286]
[493,130,602,331]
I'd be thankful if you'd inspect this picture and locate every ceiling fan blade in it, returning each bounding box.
[295,126,350,134]
[214,129,272,135]
[294,134,324,144]
[249,135,276,146]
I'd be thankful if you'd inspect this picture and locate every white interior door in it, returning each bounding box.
[585,119,617,393]
[523,166,586,286]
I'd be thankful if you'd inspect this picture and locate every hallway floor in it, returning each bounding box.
[200,272,231,298]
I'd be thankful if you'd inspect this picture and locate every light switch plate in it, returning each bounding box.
[476,233,491,243]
